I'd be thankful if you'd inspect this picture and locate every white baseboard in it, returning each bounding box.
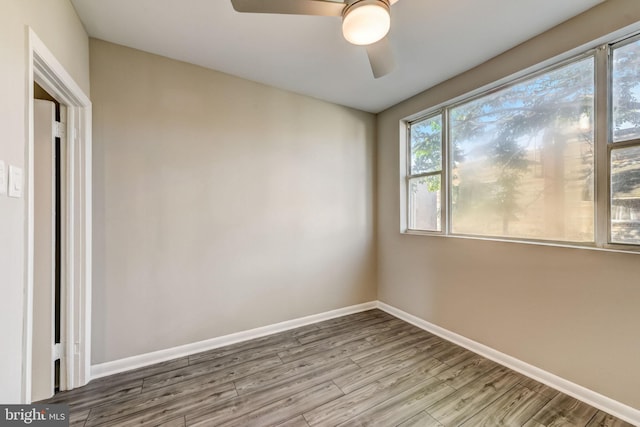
[376,301,640,427]
[90,301,377,380]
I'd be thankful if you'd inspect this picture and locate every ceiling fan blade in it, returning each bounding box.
[230,0,344,16]
[389,0,400,4]
[366,36,396,78]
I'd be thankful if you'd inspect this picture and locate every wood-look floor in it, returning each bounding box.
[42,310,634,427]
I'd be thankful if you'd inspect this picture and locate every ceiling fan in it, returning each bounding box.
[230,0,400,78]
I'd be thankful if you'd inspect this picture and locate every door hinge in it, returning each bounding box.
[54,122,66,139]
[53,343,64,361]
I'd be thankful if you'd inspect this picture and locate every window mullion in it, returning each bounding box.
[594,44,610,247]
[405,123,412,232]
[443,108,450,235]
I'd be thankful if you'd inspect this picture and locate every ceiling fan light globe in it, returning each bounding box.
[342,2,390,46]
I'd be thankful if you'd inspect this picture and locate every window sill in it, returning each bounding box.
[402,229,640,255]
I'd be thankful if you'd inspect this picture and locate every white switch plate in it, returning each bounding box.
[0,161,6,195]
[8,165,23,198]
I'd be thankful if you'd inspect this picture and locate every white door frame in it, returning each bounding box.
[23,27,92,402]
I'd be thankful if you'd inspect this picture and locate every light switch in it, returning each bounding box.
[0,161,6,195]
[8,165,23,198]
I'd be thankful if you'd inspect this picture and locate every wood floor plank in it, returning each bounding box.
[188,333,301,365]
[41,357,188,407]
[295,313,396,345]
[84,379,237,426]
[530,394,599,426]
[586,411,636,427]
[234,343,363,395]
[518,377,561,400]
[156,416,186,427]
[87,371,228,419]
[432,344,478,367]
[188,339,298,372]
[359,322,429,348]
[304,381,388,426]
[336,376,455,427]
[348,329,436,366]
[189,338,300,367]
[290,311,388,343]
[185,358,359,426]
[414,336,458,355]
[309,310,392,332]
[426,366,522,426]
[187,320,325,364]
[48,381,143,412]
[460,384,551,426]
[275,415,310,427]
[435,355,500,390]
[69,409,90,427]
[334,346,447,394]
[142,354,282,392]
[215,382,343,427]
[72,357,189,396]
[523,420,547,427]
[353,333,448,368]
[277,318,404,363]
[278,336,373,366]
[304,356,446,426]
[397,411,444,427]
[102,383,238,427]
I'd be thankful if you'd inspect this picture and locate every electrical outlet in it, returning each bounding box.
[8,165,23,198]
[0,161,6,195]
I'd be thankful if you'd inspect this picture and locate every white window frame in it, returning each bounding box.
[401,30,640,254]
[405,111,446,234]
[607,33,640,248]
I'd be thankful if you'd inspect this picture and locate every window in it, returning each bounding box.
[407,114,443,232]
[611,37,640,244]
[404,32,640,250]
[450,58,594,242]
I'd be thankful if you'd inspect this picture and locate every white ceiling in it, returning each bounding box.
[70,0,603,113]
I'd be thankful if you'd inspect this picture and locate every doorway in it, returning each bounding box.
[32,86,66,401]
[24,28,92,403]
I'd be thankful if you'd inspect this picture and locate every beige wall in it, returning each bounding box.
[90,39,377,364]
[0,0,89,403]
[377,0,640,410]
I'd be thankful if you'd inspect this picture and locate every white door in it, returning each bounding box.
[32,99,58,401]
